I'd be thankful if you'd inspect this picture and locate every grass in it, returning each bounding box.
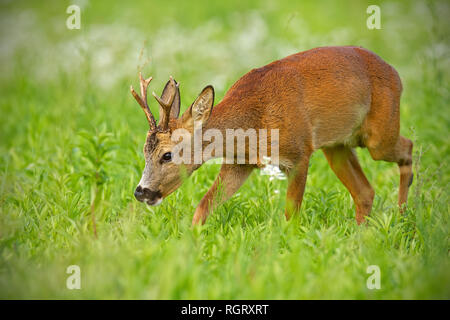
[0,0,449,299]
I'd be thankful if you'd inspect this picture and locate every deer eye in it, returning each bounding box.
[161,152,172,162]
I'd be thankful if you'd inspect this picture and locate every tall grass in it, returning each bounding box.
[0,0,449,299]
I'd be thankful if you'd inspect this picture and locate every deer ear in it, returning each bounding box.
[187,85,214,125]
[158,78,180,121]
[181,85,214,129]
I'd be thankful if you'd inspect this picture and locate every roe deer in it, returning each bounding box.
[131,46,413,225]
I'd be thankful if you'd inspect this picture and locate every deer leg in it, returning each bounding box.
[285,156,310,220]
[322,146,375,225]
[367,136,413,211]
[395,137,414,210]
[192,164,254,226]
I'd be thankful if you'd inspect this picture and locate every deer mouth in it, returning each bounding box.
[134,186,163,206]
[146,197,163,206]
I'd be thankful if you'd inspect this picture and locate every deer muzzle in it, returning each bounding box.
[134,185,163,206]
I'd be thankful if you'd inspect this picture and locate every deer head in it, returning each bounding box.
[131,73,214,206]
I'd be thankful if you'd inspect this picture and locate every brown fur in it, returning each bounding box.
[134,46,413,225]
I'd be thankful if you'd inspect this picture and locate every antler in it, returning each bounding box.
[152,76,179,130]
[130,72,157,130]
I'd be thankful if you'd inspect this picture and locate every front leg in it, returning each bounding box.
[192,164,254,225]
[285,156,311,220]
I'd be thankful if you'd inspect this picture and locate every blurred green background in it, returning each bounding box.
[0,0,448,299]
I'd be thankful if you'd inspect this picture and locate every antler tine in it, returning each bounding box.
[130,72,157,130]
[152,76,179,129]
[152,77,178,110]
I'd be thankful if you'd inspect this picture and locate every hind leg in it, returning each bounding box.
[323,146,375,224]
[367,136,413,210]
[363,78,413,211]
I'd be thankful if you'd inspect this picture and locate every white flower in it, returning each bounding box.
[260,157,286,181]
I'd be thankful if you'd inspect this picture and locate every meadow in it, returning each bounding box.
[0,0,449,299]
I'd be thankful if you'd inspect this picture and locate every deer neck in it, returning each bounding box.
[185,98,254,172]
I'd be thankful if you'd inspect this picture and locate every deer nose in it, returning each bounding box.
[134,186,162,202]
[134,185,145,201]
